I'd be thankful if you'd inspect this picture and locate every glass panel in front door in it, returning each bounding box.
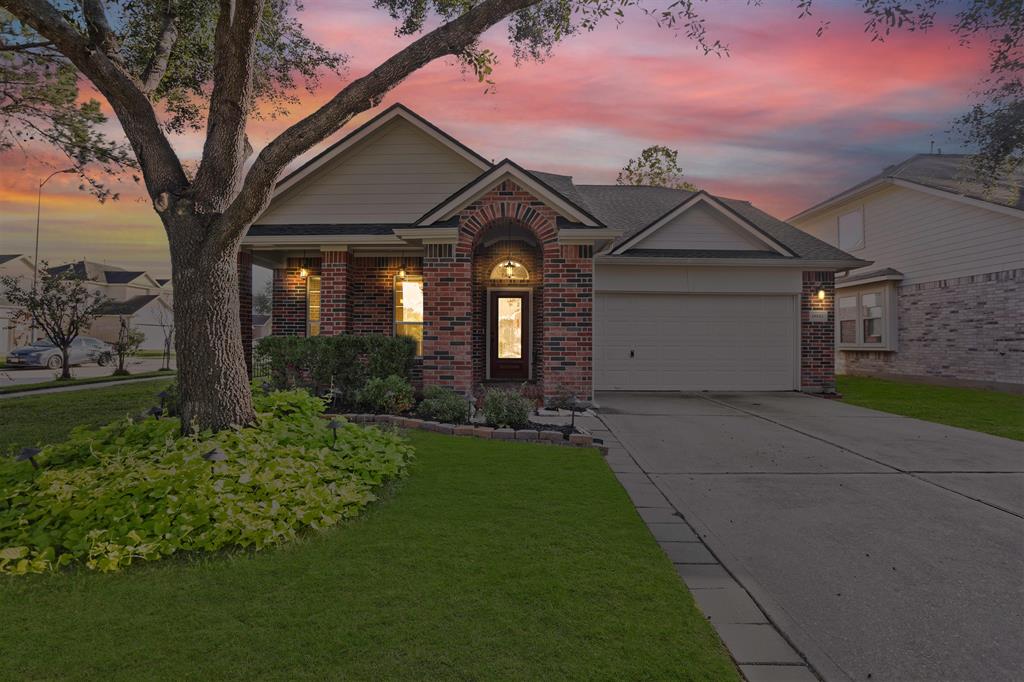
[497,296,523,359]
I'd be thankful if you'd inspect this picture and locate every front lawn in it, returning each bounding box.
[837,375,1024,441]
[0,387,737,680]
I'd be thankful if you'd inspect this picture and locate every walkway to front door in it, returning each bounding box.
[595,391,1024,682]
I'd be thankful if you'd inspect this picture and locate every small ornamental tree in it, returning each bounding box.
[618,145,698,191]
[0,0,1018,431]
[111,317,145,375]
[0,266,107,380]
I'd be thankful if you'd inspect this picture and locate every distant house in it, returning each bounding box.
[791,154,1023,391]
[252,313,272,340]
[0,254,35,355]
[45,260,175,352]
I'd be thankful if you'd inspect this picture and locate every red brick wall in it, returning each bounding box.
[543,244,593,399]
[422,243,473,391]
[237,250,253,376]
[801,271,836,393]
[320,250,350,335]
[349,256,423,335]
[272,257,320,336]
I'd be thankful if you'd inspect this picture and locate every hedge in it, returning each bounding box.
[255,335,416,406]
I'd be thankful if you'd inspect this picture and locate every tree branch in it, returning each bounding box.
[217,0,538,245]
[140,3,179,94]
[2,0,188,206]
[0,39,53,51]
[191,0,266,211]
[81,0,121,60]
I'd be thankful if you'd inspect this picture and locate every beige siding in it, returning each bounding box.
[796,185,1024,285]
[634,203,770,251]
[256,118,482,225]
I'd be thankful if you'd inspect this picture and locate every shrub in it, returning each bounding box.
[416,385,471,424]
[255,335,417,406]
[0,389,414,574]
[481,387,533,429]
[356,375,415,414]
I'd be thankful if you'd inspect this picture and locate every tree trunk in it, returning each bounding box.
[60,348,71,380]
[171,229,255,432]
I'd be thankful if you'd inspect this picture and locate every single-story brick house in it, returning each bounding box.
[239,104,868,401]
[791,154,1023,392]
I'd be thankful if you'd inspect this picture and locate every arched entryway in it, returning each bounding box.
[471,219,543,387]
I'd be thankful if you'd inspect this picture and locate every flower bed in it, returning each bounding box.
[0,389,413,575]
[340,413,598,449]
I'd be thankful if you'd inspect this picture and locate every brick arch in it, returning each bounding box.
[455,180,561,256]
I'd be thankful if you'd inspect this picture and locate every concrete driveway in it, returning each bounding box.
[597,391,1024,682]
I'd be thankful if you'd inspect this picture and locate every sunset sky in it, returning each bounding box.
[0,0,991,278]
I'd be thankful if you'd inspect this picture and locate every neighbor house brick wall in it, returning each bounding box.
[839,268,1023,389]
[542,244,593,400]
[319,250,350,335]
[237,250,253,376]
[801,271,835,393]
[272,257,320,336]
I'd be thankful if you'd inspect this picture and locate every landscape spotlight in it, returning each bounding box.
[327,418,342,444]
[148,406,164,418]
[203,447,228,463]
[17,447,41,469]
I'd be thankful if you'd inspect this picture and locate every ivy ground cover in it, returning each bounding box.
[0,386,738,680]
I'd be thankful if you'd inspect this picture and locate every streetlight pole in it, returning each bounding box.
[30,168,75,340]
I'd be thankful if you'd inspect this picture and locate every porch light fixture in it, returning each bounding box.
[299,250,310,279]
[397,253,407,280]
[817,288,826,302]
[17,447,41,469]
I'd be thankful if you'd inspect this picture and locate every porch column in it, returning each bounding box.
[542,243,594,401]
[422,243,472,392]
[801,271,836,393]
[320,249,351,335]
[237,250,253,376]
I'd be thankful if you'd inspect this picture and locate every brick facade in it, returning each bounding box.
[320,250,350,335]
[839,268,1023,390]
[349,256,423,335]
[542,244,593,398]
[801,271,836,393]
[237,251,253,375]
[272,257,319,336]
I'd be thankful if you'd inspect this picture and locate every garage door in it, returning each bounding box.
[595,293,798,391]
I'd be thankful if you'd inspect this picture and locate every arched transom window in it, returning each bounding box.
[490,260,529,281]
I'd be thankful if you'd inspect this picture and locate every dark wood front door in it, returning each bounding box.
[489,290,530,380]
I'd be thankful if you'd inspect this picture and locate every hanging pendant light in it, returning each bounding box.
[397,251,407,280]
[502,221,516,278]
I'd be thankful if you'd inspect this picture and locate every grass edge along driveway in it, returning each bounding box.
[837,375,1024,441]
[0,387,738,680]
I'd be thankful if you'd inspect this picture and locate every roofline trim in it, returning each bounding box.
[836,273,904,289]
[414,159,602,227]
[596,254,872,270]
[269,103,492,200]
[612,191,796,257]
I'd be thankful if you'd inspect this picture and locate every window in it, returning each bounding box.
[838,209,864,251]
[306,275,321,337]
[394,275,424,355]
[489,260,529,281]
[837,288,890,349]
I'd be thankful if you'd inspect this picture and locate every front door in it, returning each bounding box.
[489,290,530,380]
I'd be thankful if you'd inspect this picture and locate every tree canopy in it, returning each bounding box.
[618,145,698,191]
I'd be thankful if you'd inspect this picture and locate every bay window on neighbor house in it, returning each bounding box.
[837,286,896,351]
[394,275,424,355]
[306,275,321,336]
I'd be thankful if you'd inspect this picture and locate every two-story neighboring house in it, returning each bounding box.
[0,254,36,355]
[791,154,1023,392]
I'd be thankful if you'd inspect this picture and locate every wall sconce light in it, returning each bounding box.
[299,266,309,279]
[817,288,826,302]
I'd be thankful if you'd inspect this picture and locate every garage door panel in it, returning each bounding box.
[596,293,797,391]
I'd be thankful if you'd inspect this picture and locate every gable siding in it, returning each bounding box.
[796,184,1024,285]
[256,118,482,225]
[633,203,772,251]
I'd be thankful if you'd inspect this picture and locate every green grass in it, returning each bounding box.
[838,375,1024,441]
[0,388,737,680]
[0,370,175,395]
[0,379,174,454]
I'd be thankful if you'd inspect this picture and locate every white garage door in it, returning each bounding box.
[595,293,798,391]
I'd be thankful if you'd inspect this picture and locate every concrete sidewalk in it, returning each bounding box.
[596,391,1024,682]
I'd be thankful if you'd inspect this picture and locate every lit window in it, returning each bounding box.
[306,275,321,337]
[838,209,864,251]
[837,288,890,349]
[489,260,529,281]
[394,275,424,355]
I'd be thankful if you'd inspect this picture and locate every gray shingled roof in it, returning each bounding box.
[795,154,1024,220]
[104,270,145,284]
[0,255,23,266]
[247,224,400,236]
[100,295,159,316]
[836,267,904,284]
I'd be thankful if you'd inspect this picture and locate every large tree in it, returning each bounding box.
[0,0,1019,431]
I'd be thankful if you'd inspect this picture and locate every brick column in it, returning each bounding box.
[320,250,350,335]
[237,250,253,376]
[801,270,836,393]
[422,243,472,392]
[542,243,593,401]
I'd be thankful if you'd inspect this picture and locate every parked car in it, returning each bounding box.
[5,337,113,369]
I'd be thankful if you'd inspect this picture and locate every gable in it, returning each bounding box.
[631,202,772,251]
[256,116,485,225]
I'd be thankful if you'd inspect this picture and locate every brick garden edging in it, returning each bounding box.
[333,413,599,450]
